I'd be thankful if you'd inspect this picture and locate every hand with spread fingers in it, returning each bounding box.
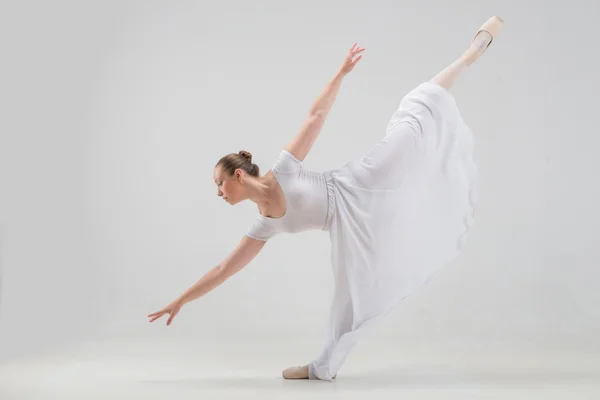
[147,299,184,326]
[338,42,365,76]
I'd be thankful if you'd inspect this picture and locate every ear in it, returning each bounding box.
[234,169,244,182]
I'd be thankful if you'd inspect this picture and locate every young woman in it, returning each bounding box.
[148,16,504,381]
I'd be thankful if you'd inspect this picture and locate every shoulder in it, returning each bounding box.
[273,149,303,175]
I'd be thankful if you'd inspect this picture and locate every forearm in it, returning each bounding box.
[308,70,345,117]
[177,265,228,305]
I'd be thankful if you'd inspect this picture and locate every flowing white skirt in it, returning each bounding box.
[309,81,479,380]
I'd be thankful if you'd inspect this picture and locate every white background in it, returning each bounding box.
[1,0,599,386]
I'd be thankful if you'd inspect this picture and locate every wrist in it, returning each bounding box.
[333,69,346,82]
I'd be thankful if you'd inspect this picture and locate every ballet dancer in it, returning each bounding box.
[148,16,504,381]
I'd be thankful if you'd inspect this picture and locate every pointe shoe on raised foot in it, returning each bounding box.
[472,16,504,52]
[282,365,337,380]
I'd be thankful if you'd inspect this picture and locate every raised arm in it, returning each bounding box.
[285,42,365,161]
[148,235,266,326]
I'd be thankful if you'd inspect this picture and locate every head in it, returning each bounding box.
[214,150,260,205]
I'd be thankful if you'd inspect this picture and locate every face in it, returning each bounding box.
[214,165,245,205]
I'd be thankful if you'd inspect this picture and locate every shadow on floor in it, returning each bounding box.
[139,365,600,390]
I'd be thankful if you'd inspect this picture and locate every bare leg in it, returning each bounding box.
[430,31,492,90]
[431,16,503,90]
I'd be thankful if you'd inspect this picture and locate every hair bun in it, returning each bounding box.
[238,150,252,163]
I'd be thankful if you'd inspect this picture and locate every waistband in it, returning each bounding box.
[322,171,336,231]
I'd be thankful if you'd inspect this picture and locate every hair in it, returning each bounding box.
[216,150,260,177]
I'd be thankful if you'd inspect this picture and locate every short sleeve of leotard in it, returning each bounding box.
[245,217,277,241]
[272,149,302,175]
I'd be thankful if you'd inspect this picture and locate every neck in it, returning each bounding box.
[243,175,274,208]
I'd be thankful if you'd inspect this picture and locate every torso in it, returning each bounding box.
[245,148,336,241]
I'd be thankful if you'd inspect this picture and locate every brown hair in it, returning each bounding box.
[216,150,260,177]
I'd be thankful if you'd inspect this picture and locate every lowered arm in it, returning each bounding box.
[177,235,267,305]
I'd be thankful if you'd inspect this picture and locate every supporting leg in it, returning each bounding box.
[283,252,355,381]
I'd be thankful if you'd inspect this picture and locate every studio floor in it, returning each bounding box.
[1,335,599,399]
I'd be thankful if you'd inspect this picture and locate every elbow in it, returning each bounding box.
[310,109,327,118]
[215,264,230,281]
[216,262,241,282]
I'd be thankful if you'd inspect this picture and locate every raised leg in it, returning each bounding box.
[430,16,503,90]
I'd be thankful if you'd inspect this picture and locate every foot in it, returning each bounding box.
[282,365,309,379]
[463,16,504,66]
[282,364,338,380]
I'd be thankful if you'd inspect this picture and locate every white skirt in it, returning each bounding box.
[309,81,479,380]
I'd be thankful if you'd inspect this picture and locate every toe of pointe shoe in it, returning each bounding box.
[474,16,504,42]
[282,365,309,379]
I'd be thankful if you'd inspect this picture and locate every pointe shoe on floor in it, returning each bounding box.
[282,365,337,380]
[282,365,309,379]
[472,16,504,53]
